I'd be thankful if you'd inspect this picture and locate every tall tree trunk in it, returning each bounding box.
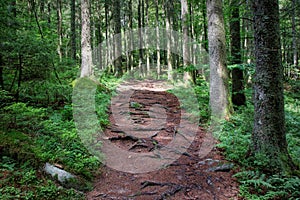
[129,0,134,71]
[16,54,22,102]
[202,0,208,53]
[113,0,122,77]
[70,0,76,60]
[242,1,253,64]
[182,0,191,82]
[0,54,3,89]
[80,0,93,77]
[57,0,63,61]
[138,0,144,76]
[252,0,297,173]
[166,1,173,81]
[292,0,298,67]
[156,0,161,77]
[207,0,232,119]
[230,0,246,106]
[145,0,150,75]
[47,2,51,24]
[104,0,109,67]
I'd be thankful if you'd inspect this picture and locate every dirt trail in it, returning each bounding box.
[87,80,239,200]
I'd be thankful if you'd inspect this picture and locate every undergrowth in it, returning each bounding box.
[0,75,117,199]
[216,80,300,199]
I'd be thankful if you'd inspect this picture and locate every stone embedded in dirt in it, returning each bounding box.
[206,163,234,172]
[198,158,220,165]
[44,162,75,183]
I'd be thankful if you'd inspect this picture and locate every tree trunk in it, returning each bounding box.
[145,0,150,75]
[47,2,51,24]
[202,0,208,53]
[57,0,63,61]
[16,55,22,102]
[156,0,161,77]
[207,0,232,120]
[0,54,3,89]
[70,0,76,60]
[80,0,93,77]
[292,0,298,67]
[230,0,246,107]
[182,0,191,82]
[104,0,109,67]
[138,0,144,76]
[252,0,297,173]
[166,1,173,81]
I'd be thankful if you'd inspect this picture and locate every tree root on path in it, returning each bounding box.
[136,181,185,200]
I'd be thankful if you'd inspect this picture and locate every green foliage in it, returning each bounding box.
[216,106,253,164]
[0,90,13,108]
[1,103,46,133]
[194,77,210,124]
[235,171,300,200]
[217,84,300,199]
[0,101,102,198]
[0,160,85,200]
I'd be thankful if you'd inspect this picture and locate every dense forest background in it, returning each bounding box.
[0,0,300,199]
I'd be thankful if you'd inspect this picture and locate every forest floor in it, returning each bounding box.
[87,80,240,200]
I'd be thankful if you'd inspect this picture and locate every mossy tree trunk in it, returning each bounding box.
[252,0,297,173]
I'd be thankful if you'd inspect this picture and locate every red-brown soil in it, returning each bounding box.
[87,80,240,200]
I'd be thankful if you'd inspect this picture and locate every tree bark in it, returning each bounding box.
[113,0,123,77]
[0,54,3,89]
[127,0,134,72]
[57,0,63,61]
[292,0,298,67]
[156,0,161,77]
[207,0,232,119]
[252,0,297,173]
[182,0,191,82]
[230,0,246,107]
[138,0,144,76]
[166,0,173,81]
[70,0,76,60]
[80,0,93,77]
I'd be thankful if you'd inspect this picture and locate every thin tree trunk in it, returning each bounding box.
[57,0,63,61]
[182,0,191,81]
[30,0,44,39]
[0,54,3,89]
[47,2,51,24]
[145,0,150,75]
[156,0,161,77]
[202,0,208,53]
[166,1,173,81]
[252,0,297,173]
[128,0,134,71]
[138,0,144,76]
[230,0,246,106]
[104,0,109,67]
[80,0,93,77]
[71,0,76,60]
[292,0,298,67]
[16,55,22,102]
[113,0,122,77]
[207,0,232,119]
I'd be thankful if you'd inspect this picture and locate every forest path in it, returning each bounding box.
[87,80,239,200]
